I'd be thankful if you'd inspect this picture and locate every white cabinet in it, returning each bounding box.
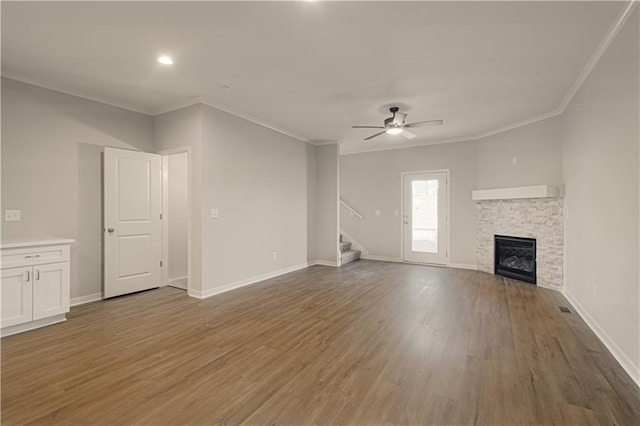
[1,239,73,337]
[1,266,33,327]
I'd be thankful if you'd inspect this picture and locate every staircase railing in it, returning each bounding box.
[340,198,364,219]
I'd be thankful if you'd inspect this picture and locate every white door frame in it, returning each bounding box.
[103,147,163,298]
[159,147,191,293]
[400,169,450,266]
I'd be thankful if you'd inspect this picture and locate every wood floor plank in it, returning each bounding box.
[2,260,639,425]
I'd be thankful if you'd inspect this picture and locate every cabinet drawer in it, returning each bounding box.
[1,245,70,269]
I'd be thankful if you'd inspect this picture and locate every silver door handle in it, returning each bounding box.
[107,228,115,233]
[24,270,30,282]
[24,254,41,259]
[35,269,40,281]
[403,221,408,224]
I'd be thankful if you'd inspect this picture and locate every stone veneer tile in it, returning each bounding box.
[476,198,564,290]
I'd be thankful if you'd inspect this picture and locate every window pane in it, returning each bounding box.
[411,180,438,253]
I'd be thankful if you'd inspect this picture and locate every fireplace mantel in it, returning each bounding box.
[472,185,559,201]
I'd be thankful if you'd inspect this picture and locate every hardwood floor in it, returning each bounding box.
[2,260,639,425]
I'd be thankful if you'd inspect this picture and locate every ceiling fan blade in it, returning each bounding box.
[392,112,407,126]
[400,129,417,139]
[364,131,387,141]
[352,125,385,129]
[405,119,444,128]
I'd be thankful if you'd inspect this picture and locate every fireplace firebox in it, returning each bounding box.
[494,235,536,284]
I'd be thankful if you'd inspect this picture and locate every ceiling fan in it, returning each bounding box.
[352,107,443,140]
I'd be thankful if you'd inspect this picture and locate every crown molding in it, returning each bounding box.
[310,140,339,146]
[0,73,153,116]
[341,1,637,156]
[198,99,312,144]
[4,1,635,154]
[557,0,637,114]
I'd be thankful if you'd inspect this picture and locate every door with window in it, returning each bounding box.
[402,171,448,265]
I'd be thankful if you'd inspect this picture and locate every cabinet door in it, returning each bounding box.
[1,267,33,327]
[33,262,69,320]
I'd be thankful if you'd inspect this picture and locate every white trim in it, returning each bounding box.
[151,98,203,116]
[448,263,478,271]
[315,260,339,267]
[562,287,640,387]
[311,140,339,146]
[1,74,152,116]
[472,185,559,201]
[340,2,638,156]
[340,198,364,219]
[557,1,638,114]
[70,293,103,307]
[1,315,66,337]
[159,148,192,296]
[187,262,313,300]
[200,100,311,144]
[400,169,450,265]
[360,255,402,263]
[6,2,635,157]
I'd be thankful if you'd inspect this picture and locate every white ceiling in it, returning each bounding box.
[1,1,626,153]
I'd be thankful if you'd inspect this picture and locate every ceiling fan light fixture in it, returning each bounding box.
[386,127,403,135]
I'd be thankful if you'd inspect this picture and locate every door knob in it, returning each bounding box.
[107,228,115,233]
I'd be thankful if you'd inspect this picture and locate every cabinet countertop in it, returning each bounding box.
[1,238,75,250]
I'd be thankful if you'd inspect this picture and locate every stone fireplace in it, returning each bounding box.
[474,188,563,290]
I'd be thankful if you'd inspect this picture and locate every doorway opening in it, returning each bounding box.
[162,150,190,291]
[401,170,449,265]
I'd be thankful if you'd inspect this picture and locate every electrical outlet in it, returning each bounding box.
[512,157,518,165]
[5,210,21,221]
[394,210,399,216]
[375,210,381,216]
[272,251,277,260]
[593,286,597,299]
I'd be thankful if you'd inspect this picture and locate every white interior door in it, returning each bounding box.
[104,148,162,298]
[402,171,448,265]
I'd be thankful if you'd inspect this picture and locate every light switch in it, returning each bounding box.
[375,210,381,216]
[5,210,21,221]
[512,157,518,165]
[394,210,399,216]
[211,208,219,218]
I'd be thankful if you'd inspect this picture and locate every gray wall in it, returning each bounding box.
[200,104,315,291]
[1,78,154,299]
[306,145,318,263]
[166,152,189,281]
[477,116,563,188]
[562,9,639,379]
[316,144,339,264]
[340,141,478,265]
[153,105,203,292]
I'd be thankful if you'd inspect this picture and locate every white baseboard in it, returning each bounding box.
[70,292,103,307]
[188,262,313,300]
[1,314,67,337]
[360,255,403,263]
[448,262,478,271]
[562,287,640,387]
[314,260,339,267]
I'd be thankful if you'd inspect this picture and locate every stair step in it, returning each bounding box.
[339,241,352,252]
[340,249,361,265]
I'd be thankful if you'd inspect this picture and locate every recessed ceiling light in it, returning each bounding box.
[158,55,173,65]
[218,84,231,92]
[386,128,402,135]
